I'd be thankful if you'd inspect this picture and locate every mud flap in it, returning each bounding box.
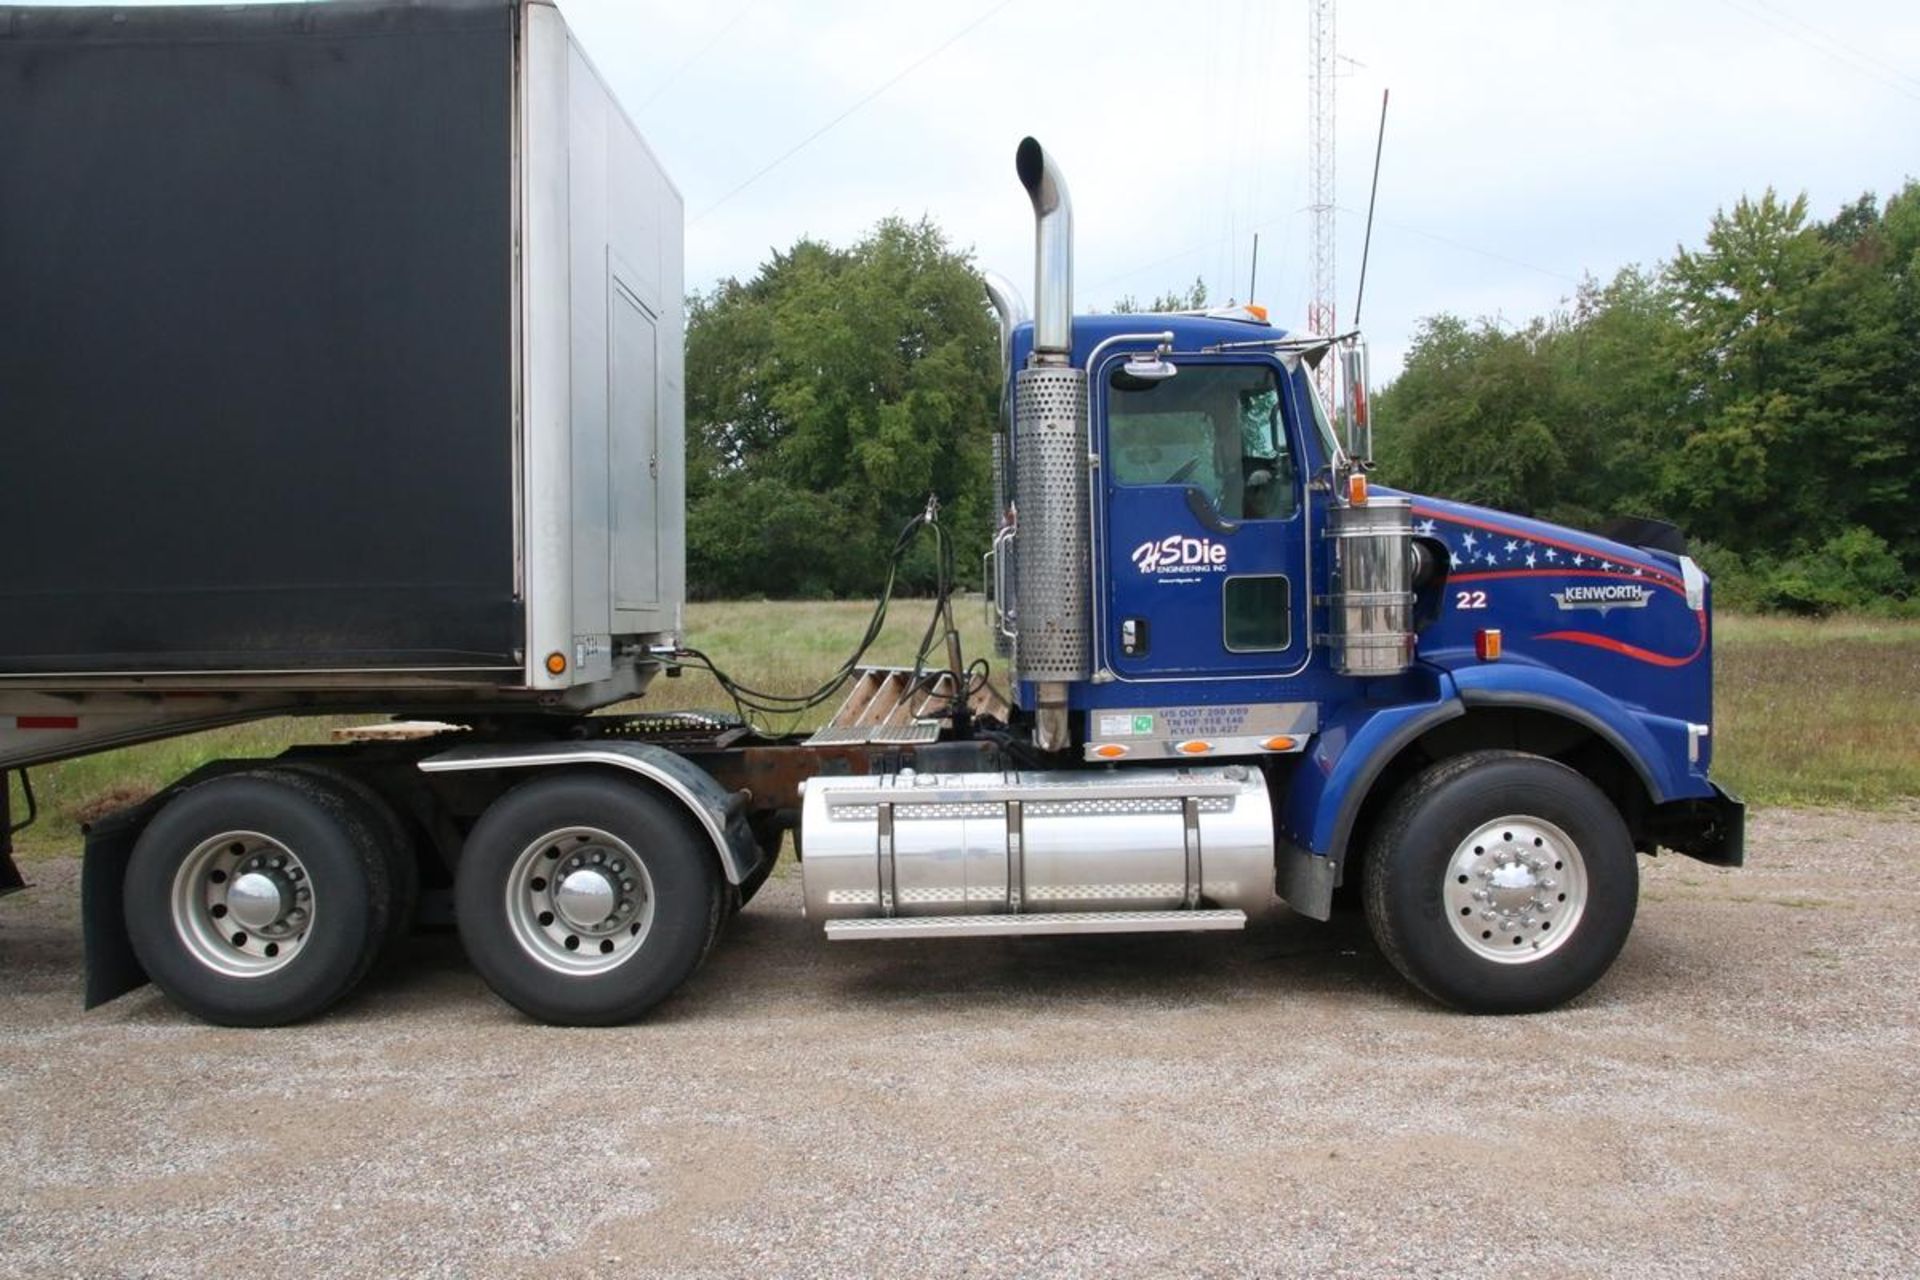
[1276,840,1336,921]
[82,806,151,1008]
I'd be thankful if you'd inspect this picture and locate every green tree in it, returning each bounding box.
[1374,181,1920,611]
[684,217,998,598]
[1111,276,1209,314]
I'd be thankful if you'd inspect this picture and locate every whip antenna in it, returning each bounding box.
[1352,87,1389,328]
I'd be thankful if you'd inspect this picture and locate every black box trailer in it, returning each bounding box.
[1,0,685,719]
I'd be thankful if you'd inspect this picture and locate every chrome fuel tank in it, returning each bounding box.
[799,767,1276,921]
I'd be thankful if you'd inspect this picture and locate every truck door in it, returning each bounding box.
[609,279,661,610]
[1097,355,1308,681]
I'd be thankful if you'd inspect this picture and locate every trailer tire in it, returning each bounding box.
[1363,750,1636,1014]
[269,764,420,963]
[454,773,722,1026]
[124,770,393,1026]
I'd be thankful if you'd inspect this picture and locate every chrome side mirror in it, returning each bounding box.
[1342,338,1372,464]
[1122,352,1178,382]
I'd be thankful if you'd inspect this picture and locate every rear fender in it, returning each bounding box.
[418,741,764,885]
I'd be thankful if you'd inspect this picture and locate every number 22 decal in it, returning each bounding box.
[1455,589,1488,610]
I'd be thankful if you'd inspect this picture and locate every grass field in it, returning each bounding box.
[8,603,1916,858]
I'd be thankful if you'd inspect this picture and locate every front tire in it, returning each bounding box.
[1363,750,1637,1014]
[454,774,723,1025]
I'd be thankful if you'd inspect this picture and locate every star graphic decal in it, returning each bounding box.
[1450,550,1462,569]
[1416,519,1436,536]
[1504,539,1519,554]
[1544,548,1559,562]
[1525,552,1538,568]
[1461,531,1479,550]
[1572,553,1585,567]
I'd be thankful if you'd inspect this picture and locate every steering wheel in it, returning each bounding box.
[1163,456,1201,485]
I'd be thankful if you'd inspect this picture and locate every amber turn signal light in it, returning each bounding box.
[545,651,568,676]
[1475,629,1502,661]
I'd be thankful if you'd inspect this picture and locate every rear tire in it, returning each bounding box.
[1363,750,1637,1014]
[270,763,421,962]
[124,770,392,1026]
[454,773,722,1025]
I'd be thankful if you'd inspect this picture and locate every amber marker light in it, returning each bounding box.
[545,651,568,676]
[1092,743,1129,760]
[1261,735,1297,751]
[1475,629,1503,661]
[1176,740,1213,755]
[1347,472,1370,505]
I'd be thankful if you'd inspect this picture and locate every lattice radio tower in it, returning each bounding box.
[1307,0,1337,406]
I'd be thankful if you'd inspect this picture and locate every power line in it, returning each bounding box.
[1083,206,1309,299]
[691,0,1015,224]
[636,1,761,113]
[1335,205,1582,285]
[1747,0,1920,93]
[1717,0,1920,105]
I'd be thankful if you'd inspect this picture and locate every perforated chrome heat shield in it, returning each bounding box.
[1012,364,1090,683]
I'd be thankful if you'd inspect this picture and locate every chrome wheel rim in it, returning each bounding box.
[170,831,314,977]
[505,827,656,975]
[1443,816,1589,964]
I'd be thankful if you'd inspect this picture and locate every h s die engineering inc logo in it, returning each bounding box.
[1131,535,1228,576]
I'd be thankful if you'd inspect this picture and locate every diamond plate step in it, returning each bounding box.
[823,909,1246,941]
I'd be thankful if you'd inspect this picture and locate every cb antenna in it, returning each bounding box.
[1351,87,1389,328]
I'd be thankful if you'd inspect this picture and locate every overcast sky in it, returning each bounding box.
[560,0,1920,376]
[28,0,1920,376]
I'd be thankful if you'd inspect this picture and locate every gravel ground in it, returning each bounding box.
[2,805,1917,1279]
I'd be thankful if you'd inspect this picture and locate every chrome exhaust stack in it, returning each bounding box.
[1009,138,1088,752]
[1015,137,1073,361]
[982,269,1029,369]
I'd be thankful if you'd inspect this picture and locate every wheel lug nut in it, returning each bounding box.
[622,879,635,892]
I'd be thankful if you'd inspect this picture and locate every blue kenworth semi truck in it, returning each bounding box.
[0,1,1741,1027]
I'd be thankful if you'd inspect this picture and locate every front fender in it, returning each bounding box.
[1280,678,1465,861]
[1447,661,1710,803]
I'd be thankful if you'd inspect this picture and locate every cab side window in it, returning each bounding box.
[1108,363,1297,520]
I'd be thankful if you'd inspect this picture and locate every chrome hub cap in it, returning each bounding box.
[225,870,289,931]
[1443,816,1589,964]
[505,827,656,974]
[170,833,314,977]
[553,868,620,930]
